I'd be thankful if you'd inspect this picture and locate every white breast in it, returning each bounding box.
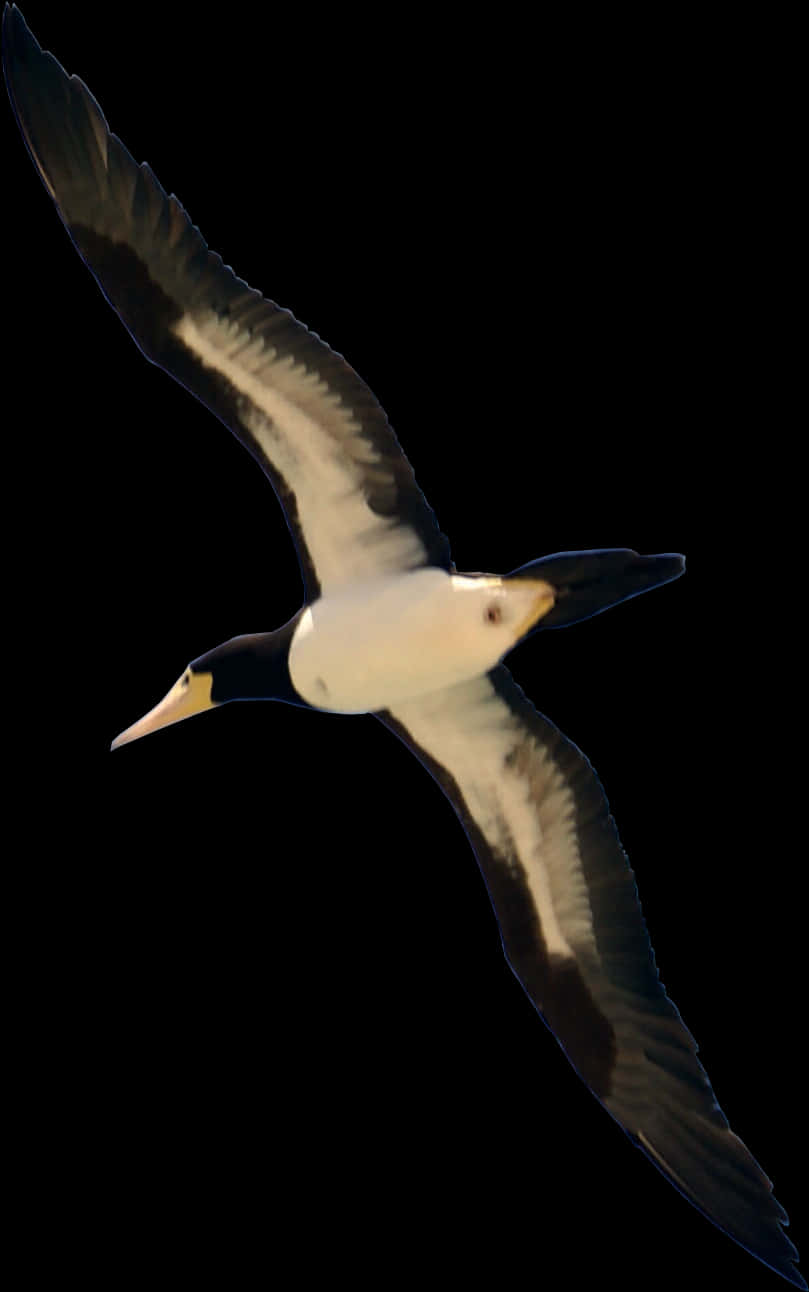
[288,569,515,713]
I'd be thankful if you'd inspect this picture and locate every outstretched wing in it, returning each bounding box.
[2,6,451,599]
[378,667,804,1288]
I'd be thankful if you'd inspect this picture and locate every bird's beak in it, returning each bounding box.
[111,669,216,750]
[515,579,556,637]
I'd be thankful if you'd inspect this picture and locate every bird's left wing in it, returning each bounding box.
[378,667,804,1288]
[2,7,451,599]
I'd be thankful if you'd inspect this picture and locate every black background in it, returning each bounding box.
[4,3,804,1287]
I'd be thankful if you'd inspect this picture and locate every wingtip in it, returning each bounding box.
[2,3,33,60]
[634,1118,805,1289]
[3,6,45,109]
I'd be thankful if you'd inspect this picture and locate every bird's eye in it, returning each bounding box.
[484,603,502,625]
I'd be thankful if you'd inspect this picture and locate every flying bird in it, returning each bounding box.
[3,7,803,1286]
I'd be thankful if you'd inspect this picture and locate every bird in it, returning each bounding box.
[3,7,803,1286]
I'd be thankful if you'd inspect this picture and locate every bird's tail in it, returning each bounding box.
[507,548,684,632]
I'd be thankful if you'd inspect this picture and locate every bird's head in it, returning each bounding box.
[111,619,302,750]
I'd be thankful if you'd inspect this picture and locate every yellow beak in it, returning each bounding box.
[515,579,556,637]
[111,669,216,750]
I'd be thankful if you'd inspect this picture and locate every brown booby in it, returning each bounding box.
[3,8,803,1285]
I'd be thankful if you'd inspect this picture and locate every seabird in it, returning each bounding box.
[3,7,803,1286]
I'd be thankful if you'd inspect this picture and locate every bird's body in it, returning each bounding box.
[289,570,550,712]
[3,7,803,1287]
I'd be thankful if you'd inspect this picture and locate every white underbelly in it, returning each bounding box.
[288,568,503,712]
